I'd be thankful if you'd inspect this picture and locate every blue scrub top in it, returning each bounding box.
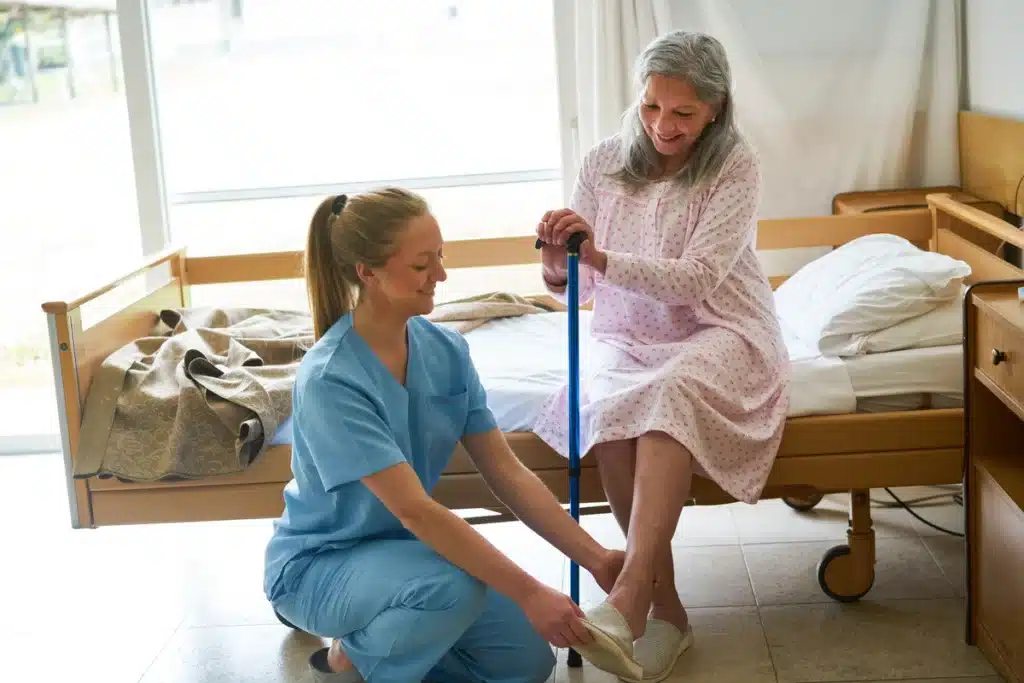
[263,312,498,600]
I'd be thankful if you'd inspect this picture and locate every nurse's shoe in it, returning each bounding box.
[308,646,364,682]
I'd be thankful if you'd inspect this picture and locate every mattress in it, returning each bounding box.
[270,311,962,444]
[465,311,963,431]
[844,344,963,412]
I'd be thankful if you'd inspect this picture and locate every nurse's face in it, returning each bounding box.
[366,212,447,316]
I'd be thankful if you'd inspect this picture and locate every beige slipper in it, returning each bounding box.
[573,601,644,680]
[620,619,694,683]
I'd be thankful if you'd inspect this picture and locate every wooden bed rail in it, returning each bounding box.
[40,246,187,315]
[928,193,1024,282]
[179,209,933,287]
[36,208,936,316]
[756,209,931,250]
[928,193,1024,250]
[41,253,188,529]
[183,235,543,286]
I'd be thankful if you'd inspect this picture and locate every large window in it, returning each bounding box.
[0,5,138,451]
[149,0,566,297]
[3,0,570,454]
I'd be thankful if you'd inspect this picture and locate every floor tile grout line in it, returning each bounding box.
[752,594,962,609]
[735,530,961,547]
[756,595,969,611]
[736,541,762,607]
[740,541,783,683]
[920,535,965,597]
[753,605,783,683]
[179,620,314,629]
[132,617,186,683]
[904,534,962,597]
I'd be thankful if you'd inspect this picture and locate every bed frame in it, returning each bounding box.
[40,192,1023,602]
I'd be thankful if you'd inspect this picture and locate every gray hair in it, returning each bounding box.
[610,31,740,192]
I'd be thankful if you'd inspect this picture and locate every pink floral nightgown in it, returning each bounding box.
[532,135,790,504]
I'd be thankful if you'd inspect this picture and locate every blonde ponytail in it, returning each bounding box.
[304,188,429,340]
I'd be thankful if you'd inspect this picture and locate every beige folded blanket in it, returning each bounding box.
[426,292,555,334]
[74,294,551,482]
[75,307,314,482]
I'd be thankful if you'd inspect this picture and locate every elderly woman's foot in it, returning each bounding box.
[650,597,689,635]
[605,581,652,640]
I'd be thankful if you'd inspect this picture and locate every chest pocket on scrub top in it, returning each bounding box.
[422,388,469,461]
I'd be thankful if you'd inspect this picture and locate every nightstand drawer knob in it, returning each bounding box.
[992,349,1007,365]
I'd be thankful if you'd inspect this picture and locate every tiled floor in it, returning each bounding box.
[0,453,1000,683]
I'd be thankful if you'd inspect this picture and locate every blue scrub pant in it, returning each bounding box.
[272,539,556,683]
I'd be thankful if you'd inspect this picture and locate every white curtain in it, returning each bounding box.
[672,0,961,219]
[571,0,675,159]
[569,0,962,274]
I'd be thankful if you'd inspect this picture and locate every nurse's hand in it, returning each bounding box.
[519,582,594,648]
[591,549,626,596]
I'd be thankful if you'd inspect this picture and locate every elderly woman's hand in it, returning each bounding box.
[536,209,607,278]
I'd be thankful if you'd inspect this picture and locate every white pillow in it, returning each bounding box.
[773,234,971,356]
[831,285,966,356]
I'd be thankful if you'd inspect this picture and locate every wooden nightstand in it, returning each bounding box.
[964,280,1024,683]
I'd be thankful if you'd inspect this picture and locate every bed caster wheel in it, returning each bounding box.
[817,544,874,602]
[568,648,583,668]
[783,491,824,512]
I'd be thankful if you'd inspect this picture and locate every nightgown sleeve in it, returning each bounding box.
[601,146,760,307]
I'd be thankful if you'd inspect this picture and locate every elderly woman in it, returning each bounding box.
[534,30,790,681]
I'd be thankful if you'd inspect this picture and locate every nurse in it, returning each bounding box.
[264,188,627,683]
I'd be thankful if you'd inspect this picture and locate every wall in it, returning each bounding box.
[966,0,1024,121]
[965,0,1024,265]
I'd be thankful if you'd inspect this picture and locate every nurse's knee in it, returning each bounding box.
[508,641,556,683]
[404,564,487,619]
[499,602,557,683]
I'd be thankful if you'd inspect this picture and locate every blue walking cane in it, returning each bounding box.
[536,230,586,669]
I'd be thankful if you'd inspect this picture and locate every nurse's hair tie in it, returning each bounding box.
[331,194,348,217]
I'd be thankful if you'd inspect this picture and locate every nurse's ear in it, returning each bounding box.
[355,262,377,286]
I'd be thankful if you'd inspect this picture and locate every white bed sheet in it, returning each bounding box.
[844,344,962,397]
[463,311,962,433]
[269,312,964,445]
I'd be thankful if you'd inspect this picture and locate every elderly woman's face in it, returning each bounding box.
[639,73,718,159]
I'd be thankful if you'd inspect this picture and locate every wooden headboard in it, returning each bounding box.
[959,111,1024,216]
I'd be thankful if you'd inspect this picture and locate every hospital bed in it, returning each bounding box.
[40,188,1024,603]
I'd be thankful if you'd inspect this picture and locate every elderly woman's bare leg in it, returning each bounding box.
[593,440,688,632]
[592,439,636,537]
[602,431,694,638]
